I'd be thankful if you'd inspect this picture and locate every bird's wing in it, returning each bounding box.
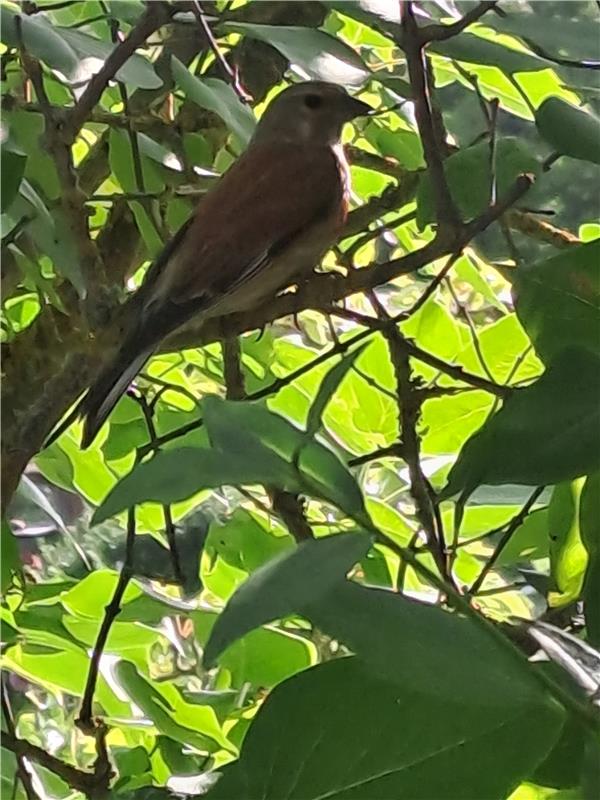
[144,142,346,313]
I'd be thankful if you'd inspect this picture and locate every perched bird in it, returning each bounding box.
[77,81,371,447]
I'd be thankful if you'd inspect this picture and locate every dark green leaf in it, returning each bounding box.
[1,6,80,80]
[304,580,544,706]
[513,240,600,362]
[536,98,600,165]
[222,22,370,85]
[487,12,600,68]
[60,27,162,90]
[203,532,372,667]
[208,657,563,800]
[203,396,367,519]
[442,349,600,498]
[1,150,26,213]
[417,138,540,228]
[92,445,298,524]
[171,58,255,145]
[532,713,584,790]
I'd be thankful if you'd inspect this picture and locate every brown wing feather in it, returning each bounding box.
[145,142,345,311]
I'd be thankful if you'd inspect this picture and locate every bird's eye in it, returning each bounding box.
[304,94,323,110]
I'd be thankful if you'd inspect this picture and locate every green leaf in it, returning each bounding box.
[109,129,164,195]
[60,28,162,90]
[1,518,20,594]
[306,343,368,437]
[171,58,255,145]
[580,473,600,645]
[208,657,563,800]
[193,612,316,687]
[430,32,551,74]
[304,580,544,706]
[549,481,587,606]
[203,532,372,667]
[416,138,540,228]
[222,22,370,85]
[203,509,293,574]
[203,396,367,520]
[513,240,600,362]
[532,712,585,791]
[1,150,26,213]
[487,12,600,70]
[442,349,600,498]
[536,97,600,165]
[1,6,80,80]
[92,446,297,525]
[113,661,231,751]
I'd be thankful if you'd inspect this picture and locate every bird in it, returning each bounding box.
[72,81,371,448]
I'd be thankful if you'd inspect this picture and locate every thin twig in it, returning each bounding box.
[77,509,136,733]
[400,249,461,320]
[134,392,185,585]
[328,306,510,398]
[68,2,173,137]
[420,1,499,43]
[349,443,405,467]
[381,316,448,579]
[190,0,252,103]
[222,336,245,400]
[400,2,460,230]
[469,486,546,595]
[445,277,495,382]
[1,680,39,800]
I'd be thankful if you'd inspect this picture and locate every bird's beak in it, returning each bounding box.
[344,95,373,120]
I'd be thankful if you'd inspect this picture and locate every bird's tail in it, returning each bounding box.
[79,343,153,448]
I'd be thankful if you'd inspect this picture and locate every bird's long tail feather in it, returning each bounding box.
[80,345,153,448]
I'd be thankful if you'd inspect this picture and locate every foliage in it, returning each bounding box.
[1,1,599,799]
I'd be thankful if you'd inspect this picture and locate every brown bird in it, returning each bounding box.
[75,81,370,447]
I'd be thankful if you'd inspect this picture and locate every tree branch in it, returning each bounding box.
[68,2,174,138]
[77,509,136,736]
[17,27,105,296]
[400,2,460,231]
[2,731,97,796]
[420,1,499,43]
[469,486,546,596]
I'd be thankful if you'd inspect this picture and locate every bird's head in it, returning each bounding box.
[252,81,371,147]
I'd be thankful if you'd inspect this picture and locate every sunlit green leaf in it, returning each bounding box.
[442,349,600,498]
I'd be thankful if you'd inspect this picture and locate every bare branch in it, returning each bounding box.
[2,730,97,796]
[17,26,105,295]
[68,2,173,138]
[191,0,252,103]
[77,509,136,736]
[420,1,499,43]
[469,486,546,595]
[400,2,460,231]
